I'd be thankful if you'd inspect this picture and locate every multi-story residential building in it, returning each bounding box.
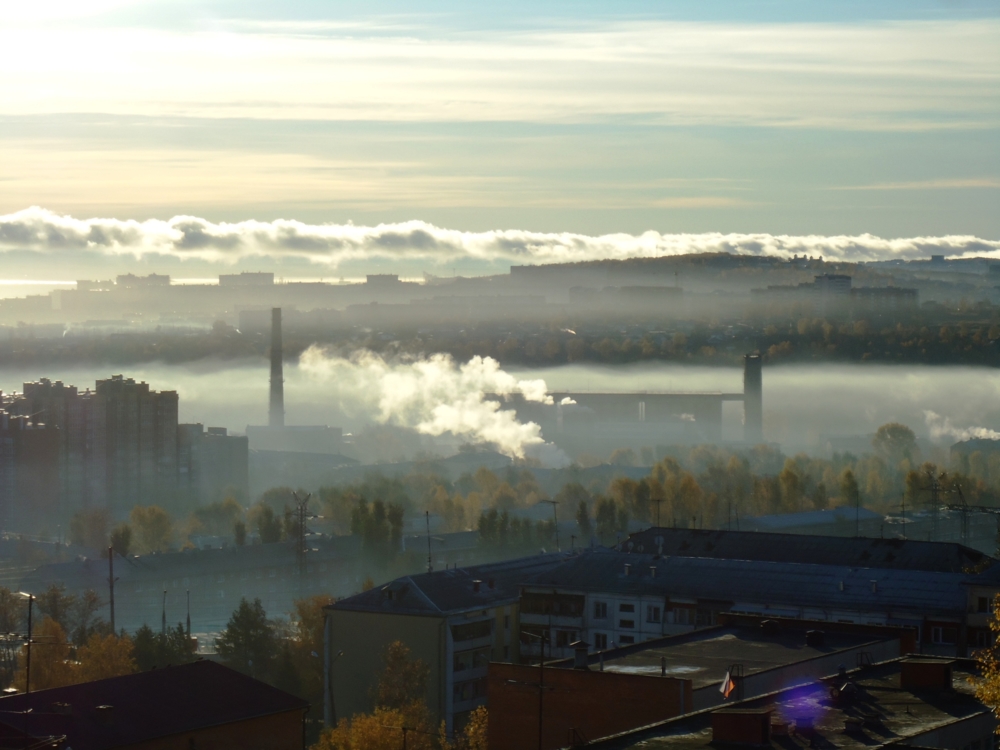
[323,553,568,734]
[2,376,246,527]
[0,410,59,530]
[518,546,1000,661]
[96,375,178,515]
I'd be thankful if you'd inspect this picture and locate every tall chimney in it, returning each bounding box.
[269,308,285,428]
[743,353,762,444]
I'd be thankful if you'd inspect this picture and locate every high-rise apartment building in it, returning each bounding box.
[95,375,178,515]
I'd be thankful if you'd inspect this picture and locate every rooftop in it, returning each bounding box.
[618,527,993,574]
[0,661,307,750]
[602,660,989,750]
[597,625,889,689]
[330,552,569,616]
[522,548,970,617]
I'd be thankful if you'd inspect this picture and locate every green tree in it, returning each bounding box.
[69,508,111,551]
[595,498,623,544]
[215,598,279,682]
[250,503,284,544]
[129,505,173,553]
[110,523,132,557]
[872,422,918,464]
[575,500,592,543]
[133,623,196,671]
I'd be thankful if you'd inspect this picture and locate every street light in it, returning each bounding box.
[326,649,345,727]
[16,592,34,694]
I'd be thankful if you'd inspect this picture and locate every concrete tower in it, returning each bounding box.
[743,353,763,444]
[269,308,285,428]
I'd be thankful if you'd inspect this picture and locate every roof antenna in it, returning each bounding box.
[426,511,433,573]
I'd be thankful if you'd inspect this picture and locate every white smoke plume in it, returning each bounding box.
[3,207,1000,267]
[924,410,1000,443]
[298,348,569,464]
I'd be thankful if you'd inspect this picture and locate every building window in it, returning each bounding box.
[673,608,692,625]
[452,620,492,642]
[646,606,662,624]
[594,633,608,650]
[931,626,958,645]
[594,601,608,619]
[979,597,990,613]
[696,609,715,627]
[555,630,578,648]
[453,647,491,672]
[619,619,635,629]
[619,603,635,613]
[453,677,488,703]
[619,635,635,645]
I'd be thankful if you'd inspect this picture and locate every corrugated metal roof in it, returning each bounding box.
[620,527,992,573]
[331,552,569,616]
[522,547,968,617]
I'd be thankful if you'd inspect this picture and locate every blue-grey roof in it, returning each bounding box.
[330,552,569,616]
[619,527,992,573]
[522,547,969,617]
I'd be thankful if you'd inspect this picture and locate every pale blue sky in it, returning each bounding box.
[0,0,997,277]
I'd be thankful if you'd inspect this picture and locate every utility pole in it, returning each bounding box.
[161,590,167,636]
[107,546,118,633]
[543,499,559,551]
[655,496,663,528]
[23,594,33,694]
[292,492,312,583]
[186,590,191,637]
[426,511,433,573]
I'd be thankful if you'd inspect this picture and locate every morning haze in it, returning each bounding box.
[0,1,998,749]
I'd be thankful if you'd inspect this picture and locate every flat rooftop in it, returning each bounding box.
[606,660,989,750]
[600,625,892,689]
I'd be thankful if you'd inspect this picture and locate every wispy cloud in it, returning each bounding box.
[0,19,996,129]
[3,207,998,267]
[832,178,1000,191]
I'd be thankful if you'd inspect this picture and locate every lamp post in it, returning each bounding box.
[327,649,345,727]
[17,593,33,694]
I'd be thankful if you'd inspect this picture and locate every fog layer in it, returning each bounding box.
[2,359,997,457]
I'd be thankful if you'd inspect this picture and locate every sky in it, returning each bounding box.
[0,0,998,279]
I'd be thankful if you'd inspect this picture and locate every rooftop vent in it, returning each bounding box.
[473,579,482,593]
[712,708,773,745]
[624,563,632,576]
[94,705,114,726]
[570,640,591,670]
[649,566,657,578]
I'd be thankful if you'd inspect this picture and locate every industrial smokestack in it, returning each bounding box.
[743,353,762,444]
[269,308,285,428]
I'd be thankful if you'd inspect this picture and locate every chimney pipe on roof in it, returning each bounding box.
[624,563,631,576]
[269,308,284,428]
[473,580,481,593]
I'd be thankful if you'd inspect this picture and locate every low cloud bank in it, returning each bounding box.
[298,348,569,465]
[2,207,999,268]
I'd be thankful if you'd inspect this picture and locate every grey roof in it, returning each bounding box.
[522,547,969,617]
[330,552,569,616]
[619,527,992,574]
[19,534,363,592]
